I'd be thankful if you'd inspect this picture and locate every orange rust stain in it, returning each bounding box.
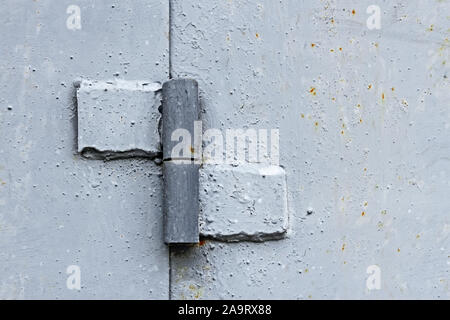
[311,43,316,48]
[368,84,372,90]
[255,33,259,38]
[331,18,335,24]
[309,87,317,95]
[359,118,363,123]
[381,93,385,100]
[391,87,395,91]
[341,243,346,251]
[339,47,343,51]
[314,121,319,127]
[198,240,207,246]
[352,9,356,15]
[361,211,365,216]
[357,103,361,108]
[190,146,195,153]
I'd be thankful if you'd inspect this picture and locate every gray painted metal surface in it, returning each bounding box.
[0,0,169,299]
[162,79,200,161]
[77,79,162,160]
[0,0,448,300]
[170,0,449,299]
[163,162,199,244]
[199,164,288,241]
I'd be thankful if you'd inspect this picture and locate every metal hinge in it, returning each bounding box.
[76,78,288,245]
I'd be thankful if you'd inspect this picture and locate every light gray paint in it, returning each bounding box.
[170,0,449,299]
[199,164,288,242]
[0,0,169,299]
[77,79,162,160]
[0,0,448,300]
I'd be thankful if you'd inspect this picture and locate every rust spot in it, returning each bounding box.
[381,93,385,100]
[363,167,367,172]
[314,121,319,127]
[361,211,365,216]
[359,118,363,123]
[198,239,207,246]
[331,18,335,24]
[352,9,356,15]
[311,43,316,48]
[341,243,346,251]
[391,87,395,91]
[309,87,317,95]
[190,146,195,154]
[339,47,343,51]
[255,33,259,38]
[368,84,372,90]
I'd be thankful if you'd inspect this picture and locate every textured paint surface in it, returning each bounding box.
[0,0,448,300]
[77,79,162,160]
[199,164,288,241]
[0,0,169,299]
[170,0,449,299]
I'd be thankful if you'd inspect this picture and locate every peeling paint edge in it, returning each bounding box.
[80,147,162,161]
